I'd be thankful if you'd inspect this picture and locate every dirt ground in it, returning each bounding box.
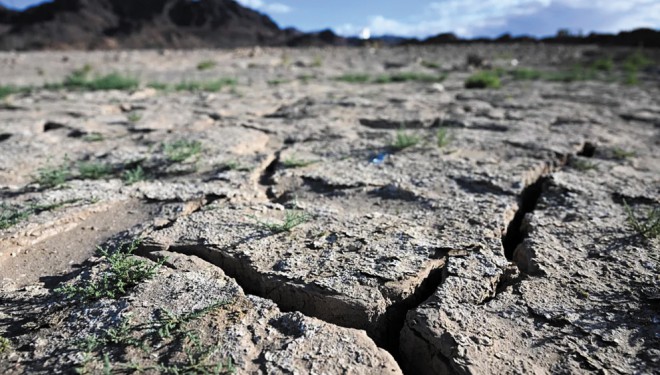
[0,45,659,374]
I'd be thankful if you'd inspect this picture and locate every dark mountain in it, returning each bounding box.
[0,0,297,49]
[412,28,660,48]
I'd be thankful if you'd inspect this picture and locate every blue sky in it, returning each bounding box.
[2,0,660,38]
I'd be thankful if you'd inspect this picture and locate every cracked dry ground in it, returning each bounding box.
[0,46,659,374]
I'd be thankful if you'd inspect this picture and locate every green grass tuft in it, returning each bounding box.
[252,210,310,233]
[35,161,70,188]
[570,158,598,171]
[612,147,636,160]
[0,336,10,353]
[79,162,113,180]
[592,57,614,72]
[83,133,104,142]
[281,156,317,168]
[336,73,371,83]
[123,166,146,185]
[174,78,236,92]
[127,112,142,123]
[624,201,660,240]
[55,240,164,301]
[436,127,450,147]
[196,60,216,71]
[465,71,501,89]
[391,129,420,150]
[1,200,77,230]
[510,68,543,80]
[164,140,202,163]
[58,66,139,91]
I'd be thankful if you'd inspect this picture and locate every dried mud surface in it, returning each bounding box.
[1,45,659,374]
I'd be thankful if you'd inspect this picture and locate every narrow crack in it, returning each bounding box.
[502,176,547,259]
[140,243,447,374]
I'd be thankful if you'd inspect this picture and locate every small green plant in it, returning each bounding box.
[622,51,652,85]
[0,204,30,230]
[612,147,636,160]
[59,66,139,91]
[164,140,202,163]
[0,336,10,353]
[127,112,142,123]
[123,166,146,185]
[336,73,371,83]
[436,127,450,147]
[267,78,290,86]
[281,156,316,168]
[0,85,20,99]
[510,68,543,80]
[153,301,229,340]
[252,210,310,233]
[624,201,660,240]
[35,160,70,188]
[196,60,216,71]
[592,57,614,72]
[79,162,113,180]
[83,133,104,142]
[55,240,164,301]
[570,158,598,171]
[1,200,78,231]
[373,72,446,83]
[174,78,236,92]
[465,71,501,89]
[311,55,323,68]
[421,60,441,69]
[391,129,420,150]
[148,82,170,91]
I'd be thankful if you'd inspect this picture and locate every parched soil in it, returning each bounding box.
[0,45,659,374]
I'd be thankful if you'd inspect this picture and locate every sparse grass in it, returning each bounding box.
[465,71,501,89]
[0,336,10,353]
[123,166,145,185]
[0,200,78,230]
[35,161,70,188]
[153,301,229,340]
[336,72,446,84]
[267,78,290,86]
[592,57,614,72]
[196,60,216,71]
[510,68,543,80]
[73,301,234,374]
[373,72,446,83]
[335,73,371,83]
[623,51,652,85]
[311,55,323,68]
[127,112,142,123]
[281,156,317,168]
[0,85,21,99]
[78,161,113,180]
[252,210,310,233]
[624,201,660,240]
[570,158,598,171]
[147,82,170,91]
[612,147,636,160]
[298,74,314,84]
[0,204,30,230]
[391,129,420,150]
[58,66,139,91]
[83,133,104,142]
[421,60,441,69]
[55,240,164,301]
[174,78,236,92]
[164,140,202,163]
[436,127,450,147]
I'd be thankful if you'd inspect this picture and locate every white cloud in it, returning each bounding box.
[334,0,660,38]
[236,0,292,14]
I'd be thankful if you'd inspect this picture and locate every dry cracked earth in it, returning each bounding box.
[0,45,659,374]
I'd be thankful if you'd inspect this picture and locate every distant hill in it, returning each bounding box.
[0,0,344,50]
[410,28,660,48]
